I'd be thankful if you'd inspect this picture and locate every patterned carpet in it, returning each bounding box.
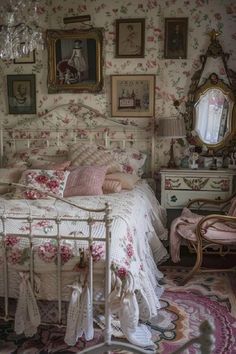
[0,268,235,353]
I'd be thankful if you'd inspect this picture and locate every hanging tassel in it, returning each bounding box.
[14,272,41,337]
[65,282,83,346]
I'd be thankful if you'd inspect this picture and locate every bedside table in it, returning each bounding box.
[160,168,236,210]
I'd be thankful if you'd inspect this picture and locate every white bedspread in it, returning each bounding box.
[0,180,168,346]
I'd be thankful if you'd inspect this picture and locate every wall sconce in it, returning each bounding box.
[158,116,186,168]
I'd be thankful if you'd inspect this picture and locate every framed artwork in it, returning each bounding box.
[13,50,35,64]
[111,75,155,117]
[164,17,188,59]
[46,28,103,93]
[115,18,145,58]
[7,74,36,114]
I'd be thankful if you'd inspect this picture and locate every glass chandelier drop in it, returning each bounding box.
[0,0,44,60]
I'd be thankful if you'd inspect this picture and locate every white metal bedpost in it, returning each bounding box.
[56,217,62,324]
[104,202,112,344]
[0,123,3,167]
[1,215,9,320]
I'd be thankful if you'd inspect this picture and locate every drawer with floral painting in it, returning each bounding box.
[160,168,236,210]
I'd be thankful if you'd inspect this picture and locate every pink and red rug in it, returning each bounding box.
[0,268,235,353]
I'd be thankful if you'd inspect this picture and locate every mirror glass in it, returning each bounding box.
[194,87,233,145]
[184,31,236,151]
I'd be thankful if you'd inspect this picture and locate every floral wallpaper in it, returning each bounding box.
[0,0,235,170]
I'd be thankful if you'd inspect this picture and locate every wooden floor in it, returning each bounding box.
[162,246,236,269]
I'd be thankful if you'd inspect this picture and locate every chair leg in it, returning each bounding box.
[179,240,203,286]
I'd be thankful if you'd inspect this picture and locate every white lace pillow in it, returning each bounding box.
[15,169,70,199]
[68,143,121,173]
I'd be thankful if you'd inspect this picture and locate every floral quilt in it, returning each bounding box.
[0,181,168,301]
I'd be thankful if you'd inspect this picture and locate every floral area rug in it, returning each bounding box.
[0,268,235,353]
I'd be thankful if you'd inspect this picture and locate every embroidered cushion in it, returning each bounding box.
[102,180,122,194]
[0,168,25,194]
[15,169,69,199]
[64,165,107,197]
[105,172,140,190]
[68,143,121,173]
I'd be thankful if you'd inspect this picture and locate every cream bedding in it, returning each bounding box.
[0,180,168,346]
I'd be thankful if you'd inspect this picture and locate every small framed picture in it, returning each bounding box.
[111,74,155,117]
[7,74,36,114]
[164,18,188,59]
[115,18,145,58]
[14,50,35,64]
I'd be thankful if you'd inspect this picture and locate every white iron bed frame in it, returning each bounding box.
[0,183,214,354]
[0,103,214,353]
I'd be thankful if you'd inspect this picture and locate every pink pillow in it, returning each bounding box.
[64,166,107,197]
[15,169,70,199]
[102,180,122,194]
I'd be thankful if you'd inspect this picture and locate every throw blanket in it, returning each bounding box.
[170,207,236,263]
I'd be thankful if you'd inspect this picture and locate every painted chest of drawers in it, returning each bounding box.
[160,168,236,210]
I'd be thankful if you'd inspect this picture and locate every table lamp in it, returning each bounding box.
[158,116,186,168]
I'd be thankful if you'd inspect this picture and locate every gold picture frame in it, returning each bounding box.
[164,17,188,59]
[111,75,155,117]
[115,18,145,58]
[46,28,103,93]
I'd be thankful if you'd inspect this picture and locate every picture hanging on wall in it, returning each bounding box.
[111,74,155,117]
[7,74,36,114]
[115,18,145,58]
[164,17,188,59]
[13,50,35,64]
[47,28,103,93]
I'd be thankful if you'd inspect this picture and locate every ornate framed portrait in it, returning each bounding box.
[7,74,36,114]
[111,74,155,117]
[46,28,103,93]
[115,18,145,58]
[164,18,188,59]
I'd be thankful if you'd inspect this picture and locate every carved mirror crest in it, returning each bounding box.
[184,30,236,151]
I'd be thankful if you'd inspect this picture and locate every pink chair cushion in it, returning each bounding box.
[228,197,236,217]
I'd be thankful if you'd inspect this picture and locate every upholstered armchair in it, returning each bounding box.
[170,192,236,285]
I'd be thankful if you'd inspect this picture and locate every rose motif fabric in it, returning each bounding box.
[15,169,70,199]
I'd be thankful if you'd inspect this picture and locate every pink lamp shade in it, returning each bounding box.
[158,116,186,168]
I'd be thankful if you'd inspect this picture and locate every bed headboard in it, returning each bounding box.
[0,103,155,177]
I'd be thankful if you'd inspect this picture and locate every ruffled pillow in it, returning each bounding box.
[64,165,107,197]
[15,169,70,199]
[68,143,121,173]
[105,172,140,190]
[102,180,122,194]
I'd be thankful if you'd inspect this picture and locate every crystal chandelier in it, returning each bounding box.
[0,0,44,60]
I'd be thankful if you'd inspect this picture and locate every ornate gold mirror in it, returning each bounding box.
[184,30,236,151]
